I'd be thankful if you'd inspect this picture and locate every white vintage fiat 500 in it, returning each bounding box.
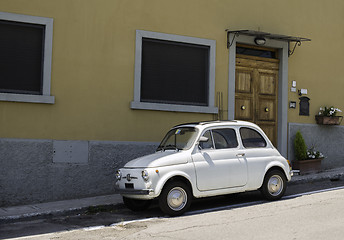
[115,121,292,216]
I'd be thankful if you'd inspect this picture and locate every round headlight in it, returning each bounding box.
[115,170,122,181]
[142,170,149,181]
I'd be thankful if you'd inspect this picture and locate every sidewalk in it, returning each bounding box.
[1,167,343,223]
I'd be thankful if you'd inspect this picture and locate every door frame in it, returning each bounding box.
[228,34,289,157]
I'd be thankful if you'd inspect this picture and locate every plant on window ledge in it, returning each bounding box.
[315,106,343,125]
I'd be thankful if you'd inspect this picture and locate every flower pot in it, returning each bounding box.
[315,115,343,125]
[293,158,323,175]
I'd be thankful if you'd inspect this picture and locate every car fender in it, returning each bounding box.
[262,160,290,185]
[154,170,195,197]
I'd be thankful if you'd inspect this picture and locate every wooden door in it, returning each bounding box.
[235,48,279,146]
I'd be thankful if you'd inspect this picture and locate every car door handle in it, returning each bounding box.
[236,153,245,157]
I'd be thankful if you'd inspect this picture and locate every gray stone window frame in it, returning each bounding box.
[0,12,54,104]
[130,30,218,114]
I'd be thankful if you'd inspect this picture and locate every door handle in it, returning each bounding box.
[236,153,245,157]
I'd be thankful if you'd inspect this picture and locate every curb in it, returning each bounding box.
[0,203,125,224]
[0,194,123,224]
[289,171,344,186]
[0,207,84,223]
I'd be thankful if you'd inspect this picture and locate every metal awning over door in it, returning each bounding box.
[226,29,311,56]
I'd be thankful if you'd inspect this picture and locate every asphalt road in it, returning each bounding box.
[1,178,344,239]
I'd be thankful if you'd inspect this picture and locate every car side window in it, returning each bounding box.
[212,128,238,149]
[240,127,267,148]
[199,130,214,149]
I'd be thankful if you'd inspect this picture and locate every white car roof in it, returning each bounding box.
[172,120,260,130]
[172,120,272,147]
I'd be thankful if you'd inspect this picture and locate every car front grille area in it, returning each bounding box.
[125,183,134,189]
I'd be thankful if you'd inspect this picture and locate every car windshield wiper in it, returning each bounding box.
[156,146,164,151]
[164,144,181,151]
[157,145,180,152]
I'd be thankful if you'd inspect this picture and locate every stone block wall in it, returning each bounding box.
[0,139,157,207]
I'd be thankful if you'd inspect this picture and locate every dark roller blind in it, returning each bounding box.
[0,20,45,94]
[141,38,209,106]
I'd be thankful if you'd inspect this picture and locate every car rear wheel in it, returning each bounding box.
[159,181,192,216]
[123,197,152,212]
[261,170,287,200]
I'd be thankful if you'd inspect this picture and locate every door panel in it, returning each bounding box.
[235,98,253,120]
[258,73,277,95]
[192,149,247,191]
[235,70,252,93]
[258,99,275,121]
[236,56,279,70]
[258,123,275,145]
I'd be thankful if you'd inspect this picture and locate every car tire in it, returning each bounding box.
[123,197,152,212]
[159,181,192,216]
[261,170,287,201]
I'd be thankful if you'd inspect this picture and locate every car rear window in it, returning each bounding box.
[240,127,267,148]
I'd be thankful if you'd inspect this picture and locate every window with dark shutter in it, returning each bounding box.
[140,38,209,106]
[0,20,44,95]
[131,30,217,113]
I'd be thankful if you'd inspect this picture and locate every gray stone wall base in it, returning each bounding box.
[288,123,344,169]
[2,124,344,207]
[0,139,157,207]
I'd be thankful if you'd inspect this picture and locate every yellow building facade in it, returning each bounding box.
[0,0,343,205]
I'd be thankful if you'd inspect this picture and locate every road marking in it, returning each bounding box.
[83,225,106,231]
[110,217,159,227]
[186,185,344,216]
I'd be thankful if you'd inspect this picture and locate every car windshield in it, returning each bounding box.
[157,127,198,151]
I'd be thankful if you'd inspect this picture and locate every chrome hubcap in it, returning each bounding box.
[167,187,187,211]
[268,175,283,196]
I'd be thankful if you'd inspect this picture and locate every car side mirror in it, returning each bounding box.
[199,136,209,142]
[197,136,209,150]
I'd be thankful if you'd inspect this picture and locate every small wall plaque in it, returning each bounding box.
[289,101,296,109]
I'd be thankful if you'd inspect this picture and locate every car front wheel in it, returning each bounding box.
[123,197,152,212]
[159,181,192,216]
[261,170,287,200]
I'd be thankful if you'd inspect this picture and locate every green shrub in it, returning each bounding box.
[294,131,307,161]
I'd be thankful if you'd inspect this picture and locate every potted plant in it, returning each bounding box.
[315,106,343,125]
[293,131,324,174]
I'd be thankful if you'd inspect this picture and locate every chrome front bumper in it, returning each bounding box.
[116,188,153,195]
